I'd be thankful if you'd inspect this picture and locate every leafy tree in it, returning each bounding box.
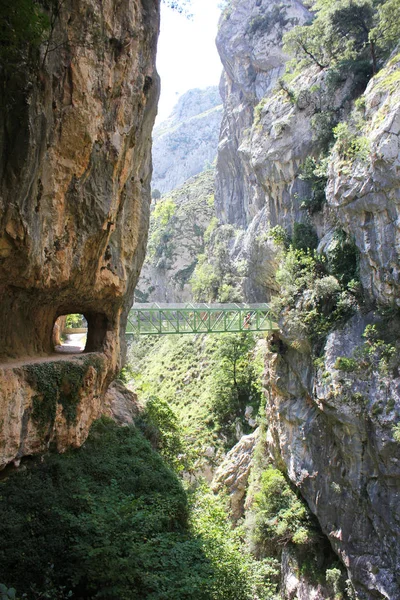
[284,0,400,78]
[218,333,255,388]
[0,0,49,75]
[211,333,262,443]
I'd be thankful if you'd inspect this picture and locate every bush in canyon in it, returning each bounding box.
[0,419,213,599]
[247,466,317,561]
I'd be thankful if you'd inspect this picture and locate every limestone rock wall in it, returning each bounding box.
[0,0,160,467]
[265,315,400,599]
[214,1,400,598]
[327,53,400,306]
[215,0,311,228]
[0,0,159,363]
[152,87,223,195]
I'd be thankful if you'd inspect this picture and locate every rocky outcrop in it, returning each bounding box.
[212,430,257,521]
[215,0,311,228]
[328,53,400,306]
[104,380,141,425]
[265,313,400,599]
[0,354,108,469]
[152,87,223,194]
[0,0,159,467]
[136,168,216,302]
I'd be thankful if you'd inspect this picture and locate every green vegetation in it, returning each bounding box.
[137,169,216,300]
[137,396,185,471]
[283,0,400,79]
[360,323,398,376]
[190,224,243,303]
[393,424,400,442]
[0,585,17,600]
[298,156,328,214]
[334,357,359,372]
[0,418,288,600]
[292,223,319,252]
[249,467,316,556]
[271,239,359,352]
[0,419,208,599]
[65,314,86,329]
[128,332,263,463]
[333,122,370,163]
[329,318,399,381]
[326,230,360,286]
[268,225,290,248]
[24,356,104,431]
[147,197,177,262]
[191,485,281,600]
[247,4,298,39]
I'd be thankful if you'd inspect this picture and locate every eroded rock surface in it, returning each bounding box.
[0,354,108,469]
[0,0,159,467]
[212,430,257,521]
[215,0,310,228]
[328,53,400,306]
[214,1,400,597]
[265,315,400,599]
[104,380,141,425]
[152,87,223,195]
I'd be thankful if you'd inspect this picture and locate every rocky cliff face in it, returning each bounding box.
[328,53,400,307]
[152,86,223,194]
[136,168,216,302]
[214,0,400,598]
[215,0,311,228]
[0,0,159,468]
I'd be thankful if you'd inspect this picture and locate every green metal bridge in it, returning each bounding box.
[126,303,278,336]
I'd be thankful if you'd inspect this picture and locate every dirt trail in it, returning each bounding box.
[0,333,87,370]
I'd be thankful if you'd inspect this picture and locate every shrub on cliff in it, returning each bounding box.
[271,245,359,352]
[249,467,316,556]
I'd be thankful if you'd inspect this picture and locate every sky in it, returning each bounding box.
[156,0,223,123]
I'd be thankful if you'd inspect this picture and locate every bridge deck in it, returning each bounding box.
[126,303,278,336]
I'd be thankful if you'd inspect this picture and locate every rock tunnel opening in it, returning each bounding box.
[53,312,108,354]
[53,314,87,354]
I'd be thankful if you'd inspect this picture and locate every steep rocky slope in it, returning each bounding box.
[0,0,159,468]
[215,0,311,228]
[152,86,223,194]
[211,0,400,598]
[136,168,216,302]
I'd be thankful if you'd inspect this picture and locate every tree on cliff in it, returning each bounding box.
[284,0,400,77]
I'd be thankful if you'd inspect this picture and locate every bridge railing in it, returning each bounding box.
[126,303,278,336]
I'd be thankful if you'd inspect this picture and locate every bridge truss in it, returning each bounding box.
[126,303,278,336]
